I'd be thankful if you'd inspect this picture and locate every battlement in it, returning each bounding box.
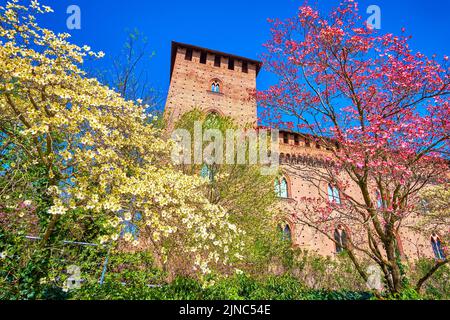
[164,42,261,128]
[169,42,262,81]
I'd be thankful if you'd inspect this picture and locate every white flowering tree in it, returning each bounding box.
[173,110,288,276]
[0,0,242,286]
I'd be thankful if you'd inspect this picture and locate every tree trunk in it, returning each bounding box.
[40,214,60,247]
[385,239,403,294]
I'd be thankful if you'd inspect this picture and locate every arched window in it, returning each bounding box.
[211,81,220,93]
[291,156,297,164]
[200,164,214,182]
[420,199,430,214]
[376,190,384,209]
[282,224,292,242]
[277,223,292,242]
[328,184,341,204]
[431,232,446,260]
[204,111,221,127]
[274,177,289,198]
[280,178,288,198]
[334,224,348,253]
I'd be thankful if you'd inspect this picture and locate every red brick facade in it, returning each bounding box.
[277,134,434,260]
[164,42,436,261]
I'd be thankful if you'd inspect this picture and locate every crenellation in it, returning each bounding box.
[165,42,259,128]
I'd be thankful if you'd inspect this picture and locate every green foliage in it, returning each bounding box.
[0,133,114,299]
[0,228,52,299]
[278,249,368,292]
[0,225,106,300]
[100,251,165,286]
[173,109,284,275]
[382,287,423,301]
[68,249,374,300]
[2,237,447,300]
[71,274,373,300]
[412,258,450,300]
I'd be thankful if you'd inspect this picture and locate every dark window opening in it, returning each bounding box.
[200,51,207,64]
[316,143,321,149]
[242,61,248,73]
[335,142,340,150]
[431,233,446,260]
[185,48,193,61]
[214,55,221,67]
[334,225,348,253]
[294,135,300,146]
[228,58,235,70]
[305,139,311,147]
[283,133,289,144]
[200,164,214,182]
[281,224,292,242]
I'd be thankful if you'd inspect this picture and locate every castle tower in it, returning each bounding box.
[164,42,261,128]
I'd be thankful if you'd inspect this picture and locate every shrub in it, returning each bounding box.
[70,274,373,300]
[411,258,450,300]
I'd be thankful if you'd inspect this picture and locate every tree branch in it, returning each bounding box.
[415,258,449,292]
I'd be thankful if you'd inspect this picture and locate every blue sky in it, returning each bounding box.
[36,0,450,107]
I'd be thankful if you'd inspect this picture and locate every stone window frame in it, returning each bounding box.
[279,222,293,242]
[209,78,223,95]
[333,223,351,254]
[327,183,341,205]
[274,175,291,199]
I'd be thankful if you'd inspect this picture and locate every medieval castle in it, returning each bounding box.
[164,41,442,261]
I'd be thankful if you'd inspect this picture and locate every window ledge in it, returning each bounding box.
[278,197,297,204]
[330,202,343,207]
[206,90,224,96]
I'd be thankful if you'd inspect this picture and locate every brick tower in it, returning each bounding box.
[164,42,261,128]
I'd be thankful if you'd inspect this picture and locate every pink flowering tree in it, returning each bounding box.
[259,0,450,294]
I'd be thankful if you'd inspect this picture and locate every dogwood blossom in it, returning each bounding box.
[0,0,243,275]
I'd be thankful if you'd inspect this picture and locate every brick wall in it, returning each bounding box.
[277,133,435,260]
[165,45,258,128]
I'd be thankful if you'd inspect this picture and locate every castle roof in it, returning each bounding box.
[170,41,262,80]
